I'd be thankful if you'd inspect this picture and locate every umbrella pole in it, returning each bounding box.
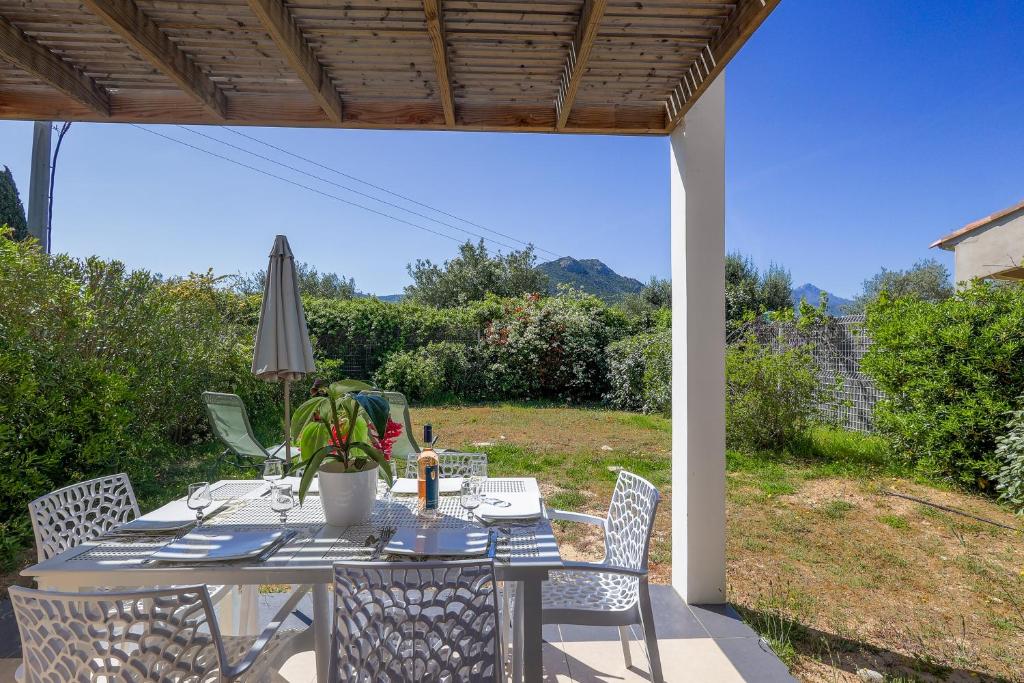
[283,378,291,467]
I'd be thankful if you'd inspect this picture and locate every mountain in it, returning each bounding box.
[355,292,405,302]
[791,283,853,316]
[536,257,644,301]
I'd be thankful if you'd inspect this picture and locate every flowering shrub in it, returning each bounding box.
[481,292,617,402]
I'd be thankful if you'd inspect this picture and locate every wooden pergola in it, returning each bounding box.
[0,0,777,134]
[1,3,783,657]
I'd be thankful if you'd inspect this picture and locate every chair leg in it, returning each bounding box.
[618,625,633,669]
[638,581,663,683]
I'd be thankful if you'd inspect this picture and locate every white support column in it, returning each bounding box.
[670,73,726,604]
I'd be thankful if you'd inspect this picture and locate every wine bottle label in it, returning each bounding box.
[425,464,439,510]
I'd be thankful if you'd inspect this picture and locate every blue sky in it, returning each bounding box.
[1,0,1022,298]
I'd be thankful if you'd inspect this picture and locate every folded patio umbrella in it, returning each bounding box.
[252,235,315,466]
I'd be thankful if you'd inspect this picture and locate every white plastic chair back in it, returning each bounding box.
[605,471,660,571]
[27,473,140,562]
[330,560,502,682]
[403,451,488,479]
[10,585,226,681]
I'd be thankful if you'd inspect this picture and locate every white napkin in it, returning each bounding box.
[116,499,226,533]
[477,493,542,522]
[389,477,463,495]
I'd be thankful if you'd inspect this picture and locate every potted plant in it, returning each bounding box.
[290,379,396,526]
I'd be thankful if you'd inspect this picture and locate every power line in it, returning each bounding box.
[221,126,563,260]
[131,124,474,247]
[177,125,534,255]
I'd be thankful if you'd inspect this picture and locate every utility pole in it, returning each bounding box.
[27,121,51,252]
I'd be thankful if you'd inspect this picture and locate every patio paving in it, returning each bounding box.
[0,585,794,682]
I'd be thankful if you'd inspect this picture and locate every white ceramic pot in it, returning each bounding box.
[317,461,378,526]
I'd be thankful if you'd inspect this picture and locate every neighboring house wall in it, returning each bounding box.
[951,208,1024,283]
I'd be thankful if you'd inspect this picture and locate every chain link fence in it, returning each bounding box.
[728,315,882,432]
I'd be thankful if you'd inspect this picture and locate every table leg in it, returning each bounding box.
[512,581,524,683]
[312,582,332,682]
[521,577,543,683]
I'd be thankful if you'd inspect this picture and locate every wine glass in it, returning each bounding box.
[460,479,481,520]
[270,483,294,527]
[263,458,284,483]
[187,482,213,527]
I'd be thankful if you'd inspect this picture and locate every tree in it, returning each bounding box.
[843,258,953,314]
[404,240,548,307]
[234,261,356,299]
[0,166,28,241]
[619,276,671,322]
[725,252,793,327]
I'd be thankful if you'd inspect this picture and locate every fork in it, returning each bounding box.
[369,526,396,560]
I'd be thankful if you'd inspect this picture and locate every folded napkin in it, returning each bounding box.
[389,477,463,495]
[476,493,542,522]
[151,528,285,562]
[116,499,226,533]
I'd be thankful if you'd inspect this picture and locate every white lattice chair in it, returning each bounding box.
[10,584,306,682]
[26,474,250,635]
[330,560,503,682]
[403,451,488,479]
[541,470,664,682]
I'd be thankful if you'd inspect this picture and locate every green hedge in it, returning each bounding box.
[0,235,274,567]
[863,282,1024,487]
[302,297,493,377]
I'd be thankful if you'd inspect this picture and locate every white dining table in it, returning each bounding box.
[22,477,561,683]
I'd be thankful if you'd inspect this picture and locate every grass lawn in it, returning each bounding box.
[4,403,1021,682]
[413,404,1024,683]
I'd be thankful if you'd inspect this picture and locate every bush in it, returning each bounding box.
[994,397,1024,512]
[0,235,274,568]
[725,335,821,450]
[374,341,483,402]
[482,292,618,402]
[863,282,1024,487]
[605,330,671,414]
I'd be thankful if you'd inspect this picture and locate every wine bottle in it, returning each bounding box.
[417,424,439,513]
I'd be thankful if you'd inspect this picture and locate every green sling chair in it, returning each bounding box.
[365,390,420,479]
[202,391,285,473]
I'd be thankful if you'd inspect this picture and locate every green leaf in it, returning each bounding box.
[297,421,329,473]
[289,396,326,441]
[328,379,374,399]
[354,393,389,442]
[297,447,327,505]
[350,441,393,487]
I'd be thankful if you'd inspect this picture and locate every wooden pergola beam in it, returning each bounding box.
[422,0,455,127]
[666,0,780,130]
[555,0,607,130]
[0,16,110,116]
[81,0,227,119]
[246,0,344,124]
[0,87,669,135]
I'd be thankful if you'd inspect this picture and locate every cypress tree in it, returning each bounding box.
[0,165,28,241]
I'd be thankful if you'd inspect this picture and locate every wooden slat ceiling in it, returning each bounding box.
[0,0,778,134]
